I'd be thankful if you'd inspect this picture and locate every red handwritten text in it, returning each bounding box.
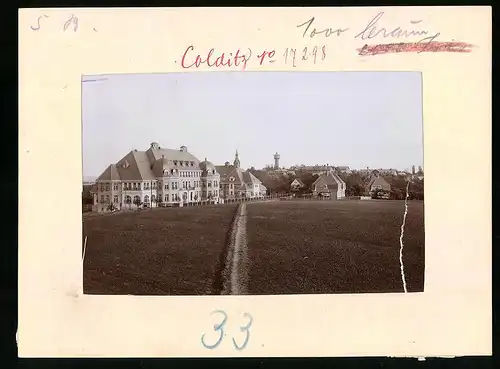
[181,46,252,70]
[257,50,276,65]
[357,41,474,56]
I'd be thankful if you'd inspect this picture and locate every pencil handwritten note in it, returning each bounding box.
[179,10,475,70]
[30,13,98,32]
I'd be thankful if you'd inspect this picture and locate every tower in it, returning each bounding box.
[273,152,280,169]
[233,150,240,168]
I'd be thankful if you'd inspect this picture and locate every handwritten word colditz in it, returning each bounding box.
[201,310,253,351]
[180,45,328,70]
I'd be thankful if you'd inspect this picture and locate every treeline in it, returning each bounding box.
[250,169,424,200]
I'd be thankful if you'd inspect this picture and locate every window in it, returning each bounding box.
[133,195,140,204]
[144,195,150,203]
[151,195,156,203]
[165,194,169,202]
[113,195,118,203]
[100,195,104,203]
[125,195,132,204]
[230,184,233,189]
[208,182,212,188]
[100,184,104,191]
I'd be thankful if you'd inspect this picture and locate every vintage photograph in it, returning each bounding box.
[82,71,425,296]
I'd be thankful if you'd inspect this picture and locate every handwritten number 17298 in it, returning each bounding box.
[201,310,253,350]
[283,46,326,66]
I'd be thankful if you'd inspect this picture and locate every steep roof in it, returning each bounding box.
[96,164,121,181]
[112,151,155,181]
[242,171,261,184]
[313,170,344,187]
[291,178,305,186]
[215,164,236,178]
[216,164,262,187]
[95,144,204,182]
[365,176,391,189]
[145,147,200,164]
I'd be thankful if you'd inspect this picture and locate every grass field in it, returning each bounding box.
[246,200,424,294]
[83,200,424,295]
[83,204,238,295]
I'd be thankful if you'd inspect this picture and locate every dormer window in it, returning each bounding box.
[173,161,177,166]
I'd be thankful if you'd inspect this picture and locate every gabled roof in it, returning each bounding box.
[312,170,345,188]
[242,171,261,185]
[366,176,391,189]
[291,178,305,186]
[216,165,262,187]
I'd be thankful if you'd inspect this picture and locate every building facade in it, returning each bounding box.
[311,169,347,199]
[365,176,392,193]
[215,151,267,199]
[90,142,220,212]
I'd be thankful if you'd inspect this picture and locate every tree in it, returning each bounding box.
[133,197,142,208]
[107,202,117,212]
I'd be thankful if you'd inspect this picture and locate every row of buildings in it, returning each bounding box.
[87,143,422,212]
[89,142,267,212]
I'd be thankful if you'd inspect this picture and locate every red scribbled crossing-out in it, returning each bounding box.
[357,41,475,56]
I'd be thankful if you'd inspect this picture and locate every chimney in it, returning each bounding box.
[180,145,187,152]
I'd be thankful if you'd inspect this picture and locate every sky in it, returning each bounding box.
[82,72,423,178]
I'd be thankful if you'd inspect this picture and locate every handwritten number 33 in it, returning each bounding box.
[201,310,253,350]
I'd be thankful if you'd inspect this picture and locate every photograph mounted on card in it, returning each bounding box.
[82,71,424,297]
[18,6,491,358]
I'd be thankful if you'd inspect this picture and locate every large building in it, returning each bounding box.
[215,151,267,199]
[90,142,220,212]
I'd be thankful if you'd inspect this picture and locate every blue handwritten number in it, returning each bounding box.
[201,310,228,349]
[63,15,79,32]
[232,313,253,351]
